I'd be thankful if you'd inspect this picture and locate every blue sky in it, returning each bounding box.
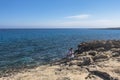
[0,0,120,28]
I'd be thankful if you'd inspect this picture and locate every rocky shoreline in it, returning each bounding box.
[0,40,120,80]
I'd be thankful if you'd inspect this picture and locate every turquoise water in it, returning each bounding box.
[0,29,120,70]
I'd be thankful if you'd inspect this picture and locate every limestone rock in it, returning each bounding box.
[112,52,120,57]
[56,77,71,80]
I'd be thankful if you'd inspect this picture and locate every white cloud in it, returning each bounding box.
[65,14,90,19]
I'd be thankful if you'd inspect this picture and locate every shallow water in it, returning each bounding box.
[0,29,120,71]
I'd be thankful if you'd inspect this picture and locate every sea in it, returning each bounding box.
[0,29,120,72]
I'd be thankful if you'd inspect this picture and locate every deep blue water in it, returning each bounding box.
[0,29,120,70]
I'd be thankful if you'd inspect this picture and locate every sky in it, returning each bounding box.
[0,0,120,28]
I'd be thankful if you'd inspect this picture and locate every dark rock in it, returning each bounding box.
[93,54,109,61]
[86,68,115,80]
[76,40,120,54]
[88,51,97,56]
[81,56,94,66]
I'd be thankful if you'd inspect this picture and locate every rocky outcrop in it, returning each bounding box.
[76,40,120,53]
[0,40,120,80]
[51,40,120,80]
[53,40,120,66]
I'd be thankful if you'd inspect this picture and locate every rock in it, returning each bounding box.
[112,52,120,57]
[81,56,94,66]
[56,77,71,80]
[86,68,115,80]
[88,51,97,56]
[93,54,109,61]
[68,60,82,66]
[1,40,120,80]
[76,40,120,54]
[55,68,62,71]
[96,47,105,51]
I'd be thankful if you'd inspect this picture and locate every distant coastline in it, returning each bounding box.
[0,27,120,30]
[93,27,120,30]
